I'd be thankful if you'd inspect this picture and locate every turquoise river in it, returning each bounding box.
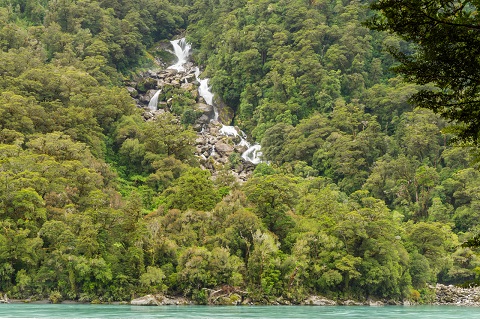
[0,304,479,319]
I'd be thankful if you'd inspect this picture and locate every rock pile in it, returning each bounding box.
[434,283,480,306]
[126,66,199,111]
[126,67,257,182]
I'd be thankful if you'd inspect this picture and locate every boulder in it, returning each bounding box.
[195,103,215,119]
[190,89,199,100]
[192,123,204,132]
[126,86,138,98]
[136,77,157,93]
[341,300,364,306]
[147,70,158,78]
[368,299,384,306]
[131,294,192,306]
[131,295,159,306]
[196,114,211,126]
[303,296,337,306]
[195,136,206,145]
[159,69,177,78]
[181,82,196,92]
[242,297,253,305]
[235,144,248,154]
[215,141,234,156]
[157,80,167,88]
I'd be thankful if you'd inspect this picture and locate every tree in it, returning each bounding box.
[407,222,457,279]
[367,0,480,144]
[161,168,220,212]
[244,174,297,247]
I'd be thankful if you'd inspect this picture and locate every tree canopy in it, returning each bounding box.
[367,0,480,144]
[0,0,479,305]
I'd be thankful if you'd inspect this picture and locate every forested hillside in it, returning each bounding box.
[0,0,479,304]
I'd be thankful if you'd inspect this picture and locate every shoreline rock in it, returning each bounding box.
[303,296,337,306]
[433,283,480,306]
[5,285,480,306]
[130,294,192,306]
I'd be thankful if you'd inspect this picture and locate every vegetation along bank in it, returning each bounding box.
[0,0,479,306]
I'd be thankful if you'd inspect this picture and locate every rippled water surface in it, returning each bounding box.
[0,304,478,319]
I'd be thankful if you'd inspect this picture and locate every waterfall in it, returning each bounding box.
[242,144,262,165]
[148,89,161,111]
[168,38,192,72]
[219,125,242,137]
[195,67,216,118]
[169,37,262,164]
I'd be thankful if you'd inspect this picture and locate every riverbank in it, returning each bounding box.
[2,285,479,307]
[126,284,480,307]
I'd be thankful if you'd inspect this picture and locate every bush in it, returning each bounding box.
[49,291,63,304]
[409,289,420,302]
[192,289,208,305]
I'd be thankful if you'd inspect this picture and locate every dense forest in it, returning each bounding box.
[0,0,479,304]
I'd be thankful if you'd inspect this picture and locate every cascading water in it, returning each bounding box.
[169,37,262,164]
[148,89,161,111]
[168,38,192,72]
[242,144,262,165]
[194,67,215,116]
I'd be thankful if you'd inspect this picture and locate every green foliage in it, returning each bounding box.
[367,0,480,145]
[187,0,400,139]
[160,168,220,211]
[0,0,476,304]
[140,266,166,293]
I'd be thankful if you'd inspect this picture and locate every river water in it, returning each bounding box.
[0,304,478,319]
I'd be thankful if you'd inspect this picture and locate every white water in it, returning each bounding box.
[148,89,161,111]
[169,37,262,164]
[219,125,243,137]
[194,67,214,108]
[168,38,192,72]
[242,144,262,164]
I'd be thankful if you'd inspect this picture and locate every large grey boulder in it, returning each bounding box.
[215,141,234,156]
[303,295,337,306]
[195,103,215,119]
[131,294,192,306]
[131,295,159,306]
[126,86,138,98]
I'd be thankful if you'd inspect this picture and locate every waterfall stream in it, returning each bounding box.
[168,38,191,72]
[169,38,262,164]
[148,89,161,111]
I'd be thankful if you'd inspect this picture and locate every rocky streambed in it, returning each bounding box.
[125,57,258,182]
